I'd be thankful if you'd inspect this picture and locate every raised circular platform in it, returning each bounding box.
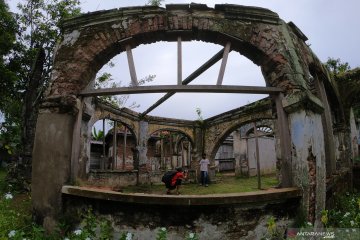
[62,185,301,206]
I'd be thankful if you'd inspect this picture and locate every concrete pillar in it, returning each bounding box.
[32,110,75,230]
[283,92,326,226]
[233,130,248,177]
[137,121,148,166]
[137,121,149,184]
[288,109,326,227]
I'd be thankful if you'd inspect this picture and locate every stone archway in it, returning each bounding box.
[204,99,274,160]
[147,128,194,171]
[32,3,337,229]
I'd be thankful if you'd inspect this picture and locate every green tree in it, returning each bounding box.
[325,58,360,119]
[325,57,350,76]
[0,0,22,160]
[92,128,104,141]
[18,0,80,160]
[0,0,81,188]
[147,0,164,7]
[95,62,156,109]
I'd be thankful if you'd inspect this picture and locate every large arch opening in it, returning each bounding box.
[83,27,280,189]
[92,40,268,120]
[49,5,294,192]
[31,4,345,233]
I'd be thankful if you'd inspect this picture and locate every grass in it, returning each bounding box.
[0,167,32,238]
[121,174,279,195]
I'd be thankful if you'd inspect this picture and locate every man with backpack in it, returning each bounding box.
[162,167,187,195]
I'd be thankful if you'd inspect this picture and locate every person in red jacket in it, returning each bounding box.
[166,167,187,195]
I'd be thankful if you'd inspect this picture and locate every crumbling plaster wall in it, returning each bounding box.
[288,110,326,227]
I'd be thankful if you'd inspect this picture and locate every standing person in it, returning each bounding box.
[164,167,187,195]
[199,153,210,187]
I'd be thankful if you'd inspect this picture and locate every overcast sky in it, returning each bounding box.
[6,0,360,123]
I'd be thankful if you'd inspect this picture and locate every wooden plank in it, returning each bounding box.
[177,36,182,85]
[123,126,127,170]
[113,120,117,170]
[102,119,106,170]
[80,85,282,97]
[217,42,231,85]
[126,45,138,86]
[253,122,262,190]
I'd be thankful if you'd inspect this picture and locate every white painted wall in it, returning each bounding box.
[247,137,276,176]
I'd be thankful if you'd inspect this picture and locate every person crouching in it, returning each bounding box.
[166,167,187,195]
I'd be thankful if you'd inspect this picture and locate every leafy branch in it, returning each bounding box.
[95,62,155,109]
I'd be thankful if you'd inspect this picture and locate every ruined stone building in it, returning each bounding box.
[30,3,360,238]
[90,126,192,171]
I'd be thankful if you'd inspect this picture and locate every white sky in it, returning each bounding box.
[6,0,360,124]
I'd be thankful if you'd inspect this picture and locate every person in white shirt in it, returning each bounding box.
[199,153,210,186]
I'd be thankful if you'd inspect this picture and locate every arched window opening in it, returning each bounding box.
[215,123,277,183]
[90,119,137,171]
[147,130,192,171]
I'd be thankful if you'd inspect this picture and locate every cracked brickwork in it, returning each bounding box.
[45,4,327,102]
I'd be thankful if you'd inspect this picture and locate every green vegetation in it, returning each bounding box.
[122,174,279,195]
[0,0,81,190]
[92,128,104,141]
[263,192,360,240]
[325,57,360,119]
[2,167,360,239]
[325,57,351,76]
[147,0,164,6]
[1,167,200,239]
[0,167,32,238]
[326,192,360,228]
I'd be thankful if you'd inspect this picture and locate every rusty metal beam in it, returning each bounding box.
[79,85,282,97]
